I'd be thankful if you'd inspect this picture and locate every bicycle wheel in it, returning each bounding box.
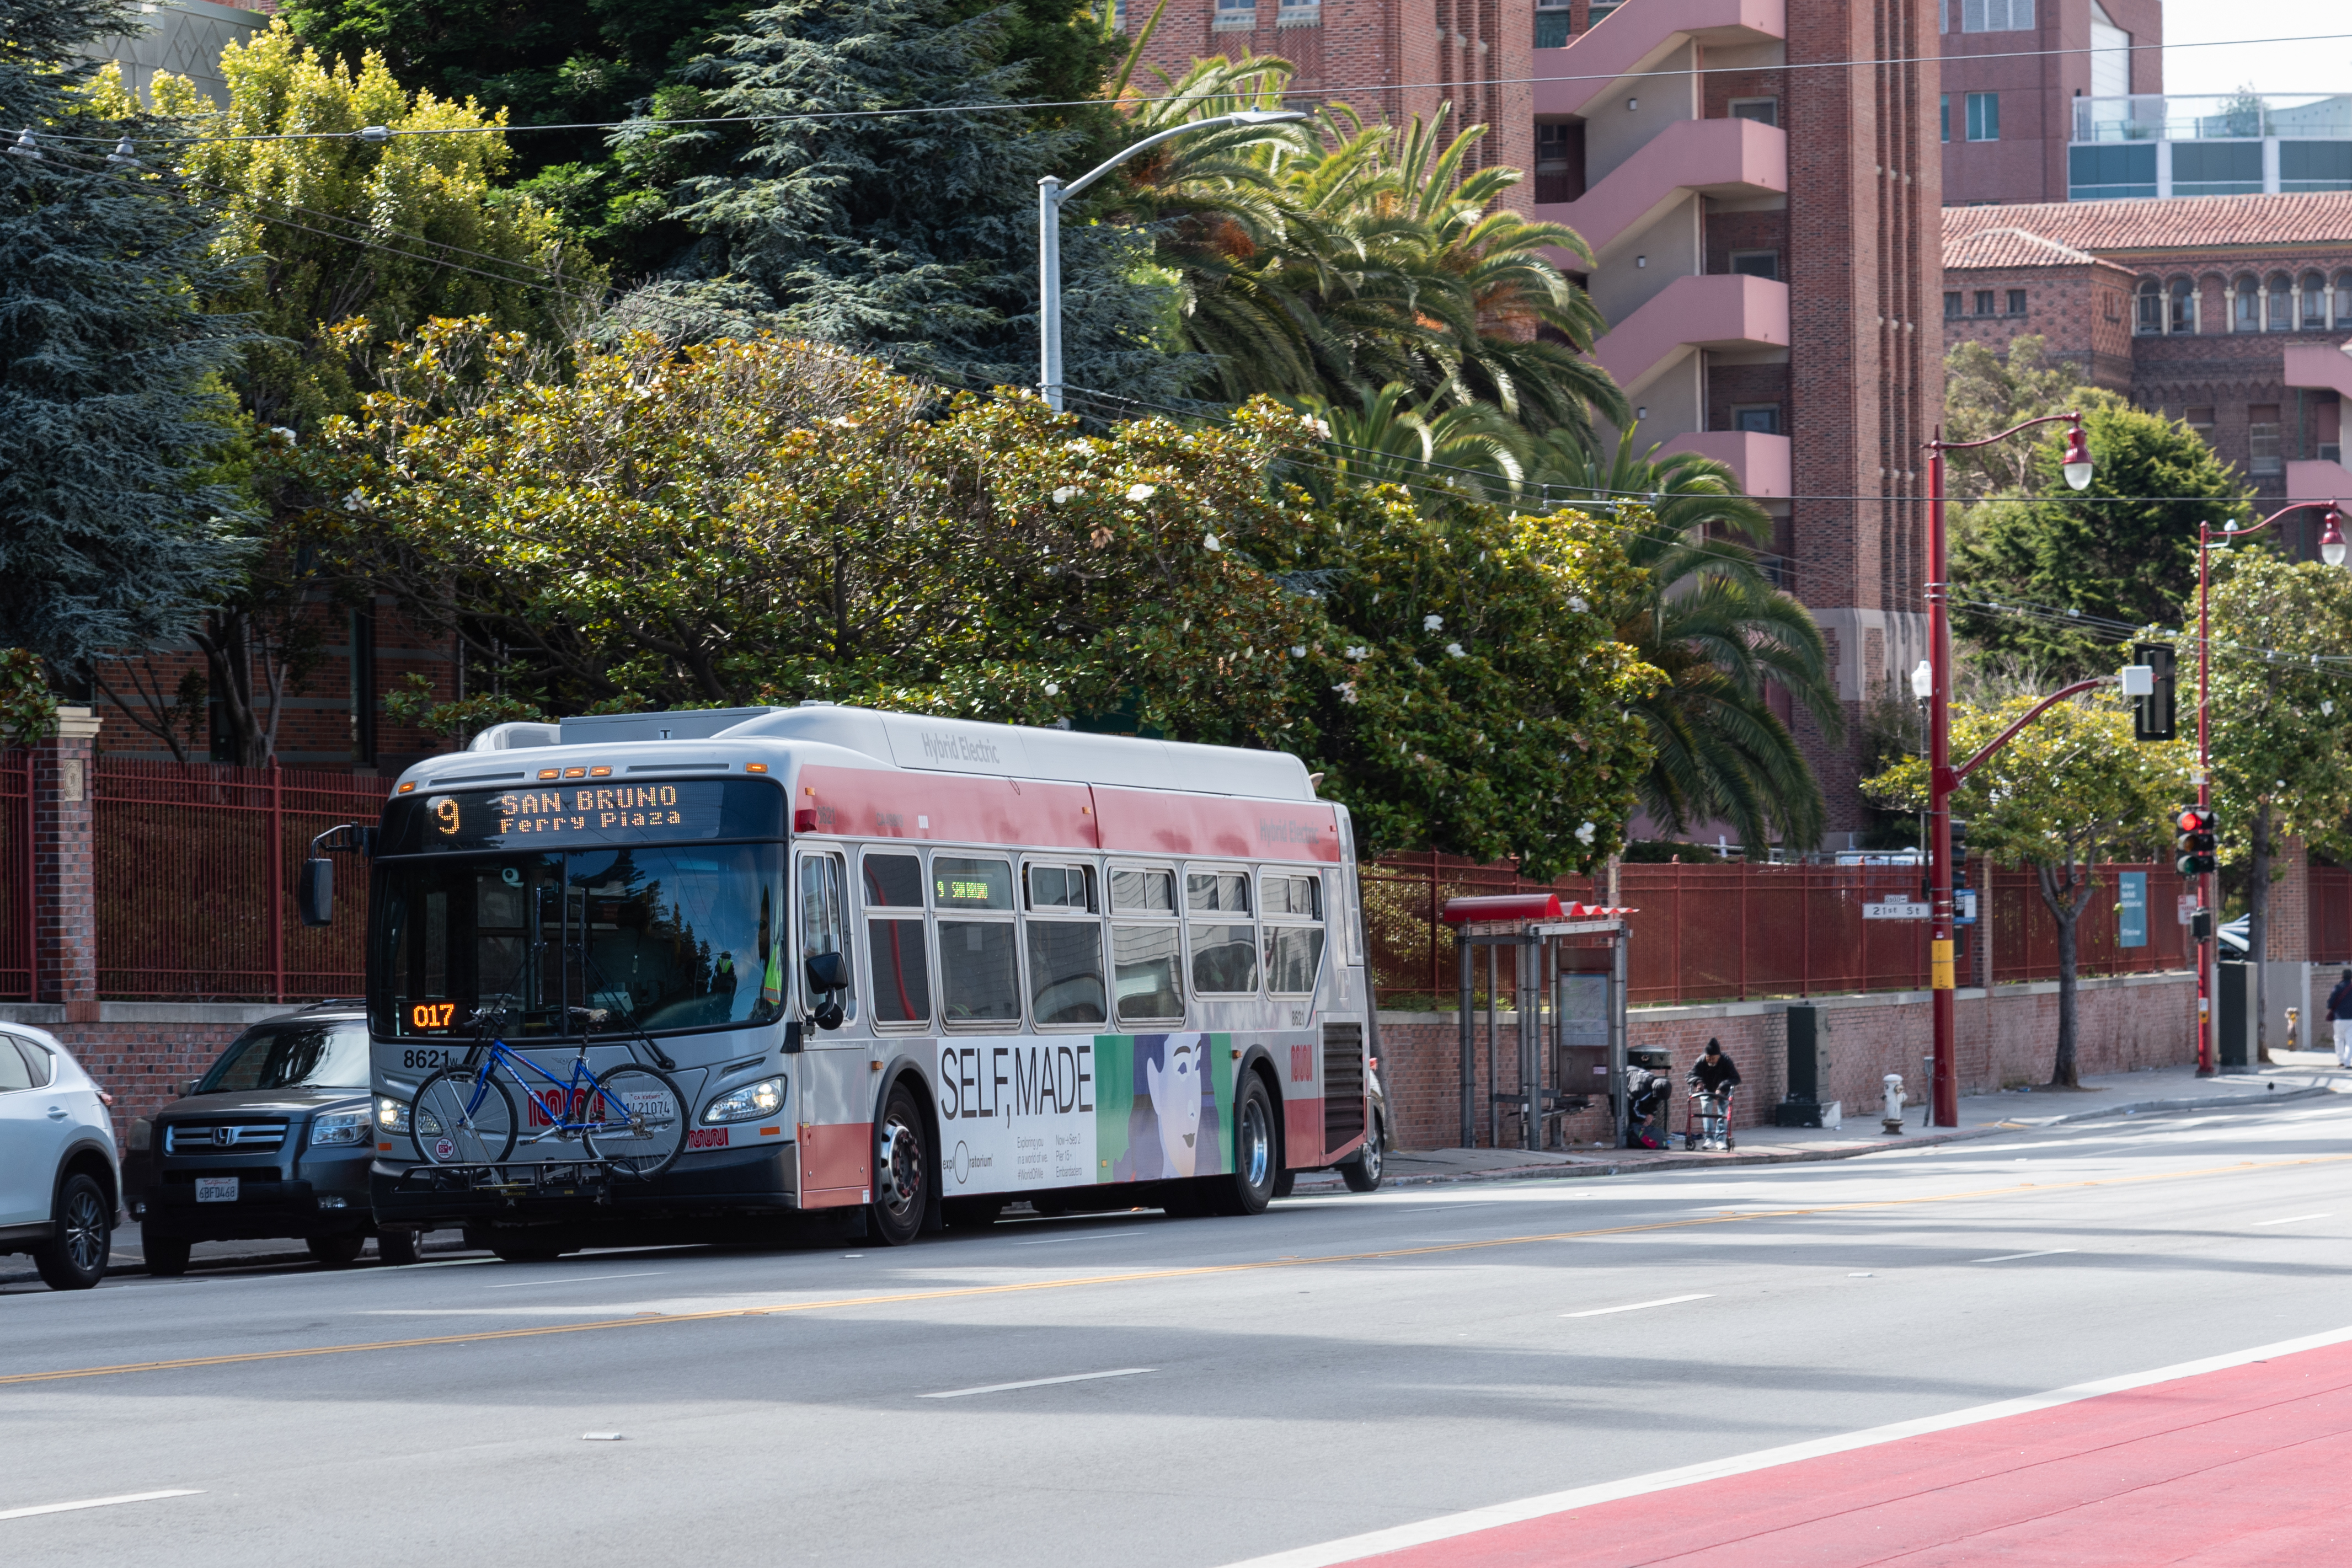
[580,1065,687,1180]
[412,1068,518,1165]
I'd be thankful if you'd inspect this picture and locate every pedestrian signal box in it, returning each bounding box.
[2132,642,2176,742]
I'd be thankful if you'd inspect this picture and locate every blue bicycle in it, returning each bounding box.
[410,1008,688,1179]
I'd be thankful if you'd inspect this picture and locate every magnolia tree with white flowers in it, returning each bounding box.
[291,322,1658,874]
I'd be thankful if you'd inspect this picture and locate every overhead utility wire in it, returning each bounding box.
[30,29,2352,145]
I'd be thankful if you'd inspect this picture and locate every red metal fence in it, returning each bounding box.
[1365,853,2196,1009]
[94,759,384,1002]
[0,754,28,1000]
[2312,866,2352,965]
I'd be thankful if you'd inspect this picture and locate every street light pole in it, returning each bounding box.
[1038,109,1305,412]
[2191,499,2345,1074]
[1923,413,2093,1126]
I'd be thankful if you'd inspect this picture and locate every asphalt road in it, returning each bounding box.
[4,1094,2349,1566]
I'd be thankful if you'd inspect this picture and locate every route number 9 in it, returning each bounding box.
[411,1002,456,1031]
[433,797,461,837]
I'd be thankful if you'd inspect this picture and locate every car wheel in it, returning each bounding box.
[1340,1115,1386,1193]
[375,1230,420,1266]
[1201,1073,1279,1217]
[869,1082,929,1248]
[34,1173,112,1290]
[308,1233,366,1266]
[142,1229,192,1277]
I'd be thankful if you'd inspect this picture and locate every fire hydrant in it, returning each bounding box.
[1881,1073,1906,1134]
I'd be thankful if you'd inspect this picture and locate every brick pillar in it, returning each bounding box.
[2265,835,2309,963]
[32,705,101,1021]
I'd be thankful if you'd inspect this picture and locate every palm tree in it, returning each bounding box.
[1285,381,1525,502]
[1531,429,1842,850]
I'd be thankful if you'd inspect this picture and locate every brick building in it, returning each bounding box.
[1939,0,2159,207]
[1944,194,2352,512]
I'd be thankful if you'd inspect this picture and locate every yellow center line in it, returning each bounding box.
[8,1151,2346,1388]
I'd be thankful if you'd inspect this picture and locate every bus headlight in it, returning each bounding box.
[376,1097,410,1133]
[313,1109,371,1147]
[703,1076,788,1124]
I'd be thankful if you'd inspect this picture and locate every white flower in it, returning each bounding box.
[1576,821,1597,845]
[1290,645,1306,659]
[1043,682,1060,696]
[1126,482,1157,501]
[343,489,368,513]
[1051,486,1080,505]
[270,426,298,446]
[1066,438,1095,454]
[828,415,857,427]
[1332,682,1358,704]
[1423,613,1444,632]
[1343,645,1369,661]
[1203,533,1222,553]
[1568,595,1589,613]
[1445,642,1466,659]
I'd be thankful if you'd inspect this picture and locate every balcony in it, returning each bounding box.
[1660,430,1791,499]
[1534,117,1785,259]
[2287,460,2352,506]
[1532,0,1785,120]
[2285,342,2352,400]
[1592,272,1790,395]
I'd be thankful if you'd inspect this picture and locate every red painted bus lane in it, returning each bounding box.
[1281,1335,2352,1567]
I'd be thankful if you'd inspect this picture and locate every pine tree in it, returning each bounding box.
[662,0,1185,401]
[0,0,253,677]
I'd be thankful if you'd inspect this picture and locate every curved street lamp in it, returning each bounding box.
[1037,109,1306,413]
[1921,411,2093,1126]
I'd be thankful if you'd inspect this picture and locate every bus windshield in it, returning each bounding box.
[371,843,787,1039]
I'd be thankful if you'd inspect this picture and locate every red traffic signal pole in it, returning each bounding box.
[1924,414,2093,1127]
[2193,501,2345,1075]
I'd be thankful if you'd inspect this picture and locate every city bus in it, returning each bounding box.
[347,704,1379,1256]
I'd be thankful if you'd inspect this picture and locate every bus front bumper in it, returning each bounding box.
[368,1142,800,1228]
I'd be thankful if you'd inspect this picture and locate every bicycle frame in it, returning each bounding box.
[456,1036,640,1147]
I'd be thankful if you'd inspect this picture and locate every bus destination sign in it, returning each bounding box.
[379,778,785,854]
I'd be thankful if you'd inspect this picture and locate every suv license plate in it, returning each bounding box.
[195,1176,239,1203]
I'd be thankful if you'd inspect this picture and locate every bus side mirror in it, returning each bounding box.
[298,858,334,927]
[804,952,848,1030]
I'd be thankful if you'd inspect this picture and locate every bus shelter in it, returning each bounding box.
[1440,895,1634,1150]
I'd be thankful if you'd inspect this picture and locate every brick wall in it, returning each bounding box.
[1376,969,2196,1150]
[1,1003,281,1147]
[1939,258,2136,390]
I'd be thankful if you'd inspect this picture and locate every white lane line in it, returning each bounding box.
[1008,1229,1147,1246]
[1972,1248,2078,1263]
[919,1367,1156,1399]
[2253,1213,2333,1227]
[0,1490,202,1522]
[1563,1293,1712,1318]
[1217,1323,2352,1568]
[1402,1203,1498,1214]
[485,1271,666,1289]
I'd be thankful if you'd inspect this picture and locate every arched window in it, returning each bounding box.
[2233,275,2261,332]
[2303,272,2329,329]
[2170,277,2196,333]
[2267,273,2294,331]
[2134,279,2163,333]
[2338,270,2352,327]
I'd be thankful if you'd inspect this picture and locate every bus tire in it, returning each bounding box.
[1204,1072,1279,1217]
[942,1197,1002,1230]
[1340,1114,1385,1192]
[870,1082,929,1248]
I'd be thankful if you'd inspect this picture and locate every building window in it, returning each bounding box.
[1587,0,1624,21]
[2232,275,2260,333]
[2134,279,2162,333]
[1974,289,1996,315]
[1729,250,1779,281]
[2248,405,2283,477]
[1728,98,1778,127]
[1535,0,1570,47]
[1960,0,2034,33]
[1732,406,1782,435]
[1212,0,1254,28]
[2006,288,2027,315]
[2267,273,2293,331]
[1276,0,1318,22]
[2280,141,2352,194]
[1534,121,1584,204]
[2303,272,2329,329]
[2089,0,2131,99]
[2169,277,2196,333]
[2183,406,2215,441]
[1945,291,1964,318]
[1965,93,2000,142]
[2339,271,2352,325]
[2174,142,2263,197]
[1941,94,1950,143]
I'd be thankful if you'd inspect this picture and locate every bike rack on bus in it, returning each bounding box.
[1441,896,1634,1152]
[394,1159,627,1206]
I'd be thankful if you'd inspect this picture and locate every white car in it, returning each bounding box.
[0,1025,121,1290]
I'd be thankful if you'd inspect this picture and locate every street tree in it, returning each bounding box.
[0,0,253,681]
[1865,693,2190,1087]
[1953,401,2250,682]
[2204,550,2352,1058]
[1941,335,2128,502]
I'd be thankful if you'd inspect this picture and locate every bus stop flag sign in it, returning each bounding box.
[2118,870,2147,948]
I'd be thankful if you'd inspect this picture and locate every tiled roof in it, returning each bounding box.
[1942,226,2105,270]
[1943,192,2352,261]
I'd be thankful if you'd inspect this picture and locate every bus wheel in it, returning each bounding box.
[1205,1073,1279,1217]
[1340,1115,1385,1193]
[942,1197,1002,1230]
[870,1083,928,1247]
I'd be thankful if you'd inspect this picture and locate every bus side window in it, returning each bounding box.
[863,851,930,1027]
[1261,870,1325,997]
[798,851,857,1023]
[1186,868,1258,996]
[1110,864,1183,1025]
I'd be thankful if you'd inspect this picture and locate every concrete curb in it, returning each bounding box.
[3,1233,472,1288]
[1291,1082,2343,1193]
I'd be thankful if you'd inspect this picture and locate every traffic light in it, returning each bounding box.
[2132,641,2176,742]
[1950,818,1972,890]
[2175,806,2217,877]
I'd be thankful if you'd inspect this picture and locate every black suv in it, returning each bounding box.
[125,1005,418,1273]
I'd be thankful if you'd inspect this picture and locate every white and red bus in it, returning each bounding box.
[358,704,1380,1254]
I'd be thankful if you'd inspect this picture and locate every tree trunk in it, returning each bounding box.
[2037,859,2094,1088]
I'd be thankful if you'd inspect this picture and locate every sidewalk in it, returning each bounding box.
[1296,1057,2352,1194]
